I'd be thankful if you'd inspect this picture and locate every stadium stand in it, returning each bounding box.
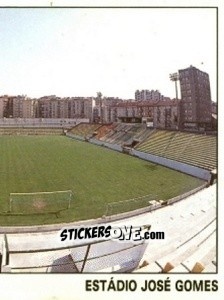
[0,122,217,273]
[1,232,146,273]
[0,127,64,135]
[134,184,216,273]
[68,123,101,138]
[0,184,216,273]
[95,123,153,145]
[0,118,88,128]
[94,124,116,139]
[136,130,217,170]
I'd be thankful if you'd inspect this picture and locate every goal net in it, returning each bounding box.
[9,190,73,215]
[105,193,158,216]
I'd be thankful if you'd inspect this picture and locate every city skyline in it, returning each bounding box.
[0,8,217,101]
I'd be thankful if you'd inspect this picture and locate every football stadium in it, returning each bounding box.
[0,122,217,273]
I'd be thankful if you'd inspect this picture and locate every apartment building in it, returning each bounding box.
[116,101,139,123]
[0,64,213,130]
[0,96,7,118]
[68,97,93,120]
[135,89,164,101]
[110,99,178,128]
[93,97,123,123]
[0,96,14,118]
[11,96,34,118]
[179,65,212,130]
[153,100,178,129]
[22,98,34,118]
[36,96,93,120]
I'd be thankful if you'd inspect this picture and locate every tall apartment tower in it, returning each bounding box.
[179,65,212,129]
[135,89,164,101]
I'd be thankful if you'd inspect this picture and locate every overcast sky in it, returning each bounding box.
[0,8,217,100]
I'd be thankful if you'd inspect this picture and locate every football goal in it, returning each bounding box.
[105,193,158,216]
[9,190,73,215]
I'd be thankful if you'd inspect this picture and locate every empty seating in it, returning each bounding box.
[136,130,217,170]
[134,185,216,274]
[0,127,64,135]
[1,184,216,274]
[95,123,153,146]
[68,123,101,138]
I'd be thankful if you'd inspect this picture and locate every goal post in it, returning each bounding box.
[9,190,73,215]
[105,193,158,216]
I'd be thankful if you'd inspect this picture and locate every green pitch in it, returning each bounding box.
[0,136,204,226]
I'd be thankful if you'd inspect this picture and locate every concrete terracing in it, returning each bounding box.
[134,184,216,273]
[0,184,216,273]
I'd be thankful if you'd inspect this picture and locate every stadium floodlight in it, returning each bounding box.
[169,72,180,100]
[170,72,180,129]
